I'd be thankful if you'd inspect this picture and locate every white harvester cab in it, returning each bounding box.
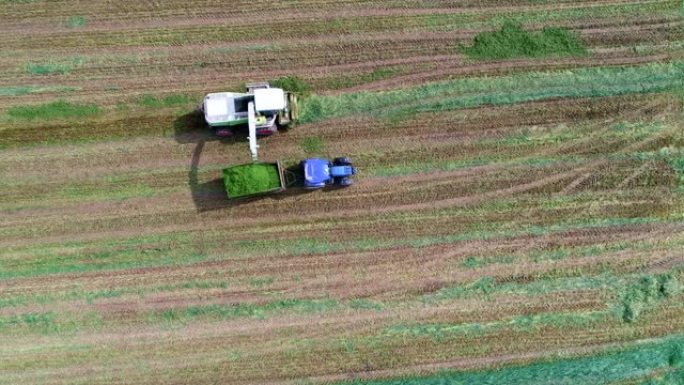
[201,82,298,137]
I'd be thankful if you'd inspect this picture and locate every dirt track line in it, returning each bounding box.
[1,13,678,54]
[3,221,679,299]
[0,0,661,34]
[559,173,596,196]
[0,154,653,250]
[617,160,654,189]
[0,112,673,250]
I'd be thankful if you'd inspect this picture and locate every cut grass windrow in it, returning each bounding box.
[6,100,100,121]
[0,216,676,280]
[0,85,80,97]
[462,21,587,59]
[2,233,681,312]
[2,271,680,336]
[332,334,684,385]
[300,61,684,123]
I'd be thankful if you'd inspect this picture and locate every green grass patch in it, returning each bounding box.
[25,62,71,76]
[151,299,339,323]
[135,93,193,108]
[462,254,516,268]
[223,162,282,198]
[207,43,279,53]
[0,85,79,96]
[323,67,401,90]
[299,62,684,124]
[621,274,681,322]
[632,146,684,188]
[349,299,384,311]
[385,310,608,341]
[369,154,581,177]
[56,182,160,201]
[0,312,55,330]
[249,276,274,288]
[301,136,325,155]
[269,75,311,96]
[462,21,587,59]
[66,15,86,28]
[630,366,684,385]
[335,335,684,385]
[663,148,684,188]
[448,231,647,268]
[6,100,101,120]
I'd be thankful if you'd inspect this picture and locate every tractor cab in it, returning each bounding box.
[302,157,357,189]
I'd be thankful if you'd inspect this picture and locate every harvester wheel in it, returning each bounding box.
[215,127,233,137]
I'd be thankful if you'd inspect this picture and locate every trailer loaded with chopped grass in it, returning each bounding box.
[222,161,286,199]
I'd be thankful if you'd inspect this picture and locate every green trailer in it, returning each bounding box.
[222,161,287,199]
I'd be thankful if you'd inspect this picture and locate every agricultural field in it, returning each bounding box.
[1,0,684,384]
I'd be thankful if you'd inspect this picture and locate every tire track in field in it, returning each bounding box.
[0,9,677,51]
[0,0,663,34]
[0,116,675,249]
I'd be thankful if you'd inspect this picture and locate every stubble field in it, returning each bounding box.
[1,1,683,384]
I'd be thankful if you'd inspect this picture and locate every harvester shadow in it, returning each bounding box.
[173,110,275,144]
[174,110,213,144]
[174,110,248,145]
[188,140,232,212]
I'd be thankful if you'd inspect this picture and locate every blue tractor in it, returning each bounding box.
[302,157,357,189]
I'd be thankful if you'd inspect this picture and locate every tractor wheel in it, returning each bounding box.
[333,157,352,166]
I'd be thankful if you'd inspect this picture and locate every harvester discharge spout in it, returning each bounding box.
[248,101,259,161]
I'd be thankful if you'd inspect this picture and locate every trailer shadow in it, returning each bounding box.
[188,142,316,212]
[188,141,230,211]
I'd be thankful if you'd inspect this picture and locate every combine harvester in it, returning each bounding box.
[201,82,298,137]
[221,96,356,200]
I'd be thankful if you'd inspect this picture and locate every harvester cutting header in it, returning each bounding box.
[201,82,298,138]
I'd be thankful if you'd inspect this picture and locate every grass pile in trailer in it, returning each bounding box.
[222,162,282,198]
